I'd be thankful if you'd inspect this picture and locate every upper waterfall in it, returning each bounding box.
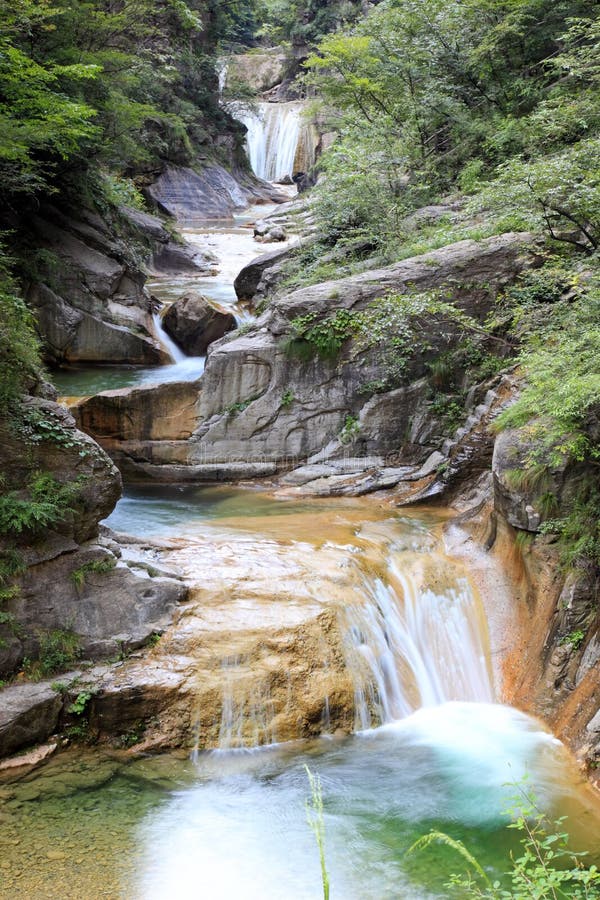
[233,100,317,183]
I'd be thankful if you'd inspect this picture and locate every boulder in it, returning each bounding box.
[262,225,287,243]
[0,684,62,757]
[162,293,236,355]
[234,244,296,300]
[147,165,251,222]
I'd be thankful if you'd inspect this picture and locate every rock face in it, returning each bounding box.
[162,293,236,355]
[27,206,167,365]
[0,396,186,681]
[121,205,218,275]
[225,49,288,93]
[75,232,537,481]
[147,164,285,222]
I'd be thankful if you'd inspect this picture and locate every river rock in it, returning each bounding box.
[162,293,236,355]
[262,225,287,243]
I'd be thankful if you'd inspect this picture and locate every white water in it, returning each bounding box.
[134,702,584,900]
[152,311,187,363]
[234,101,315,182]
[343,557,493,731]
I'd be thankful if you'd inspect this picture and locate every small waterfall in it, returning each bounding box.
[152,312,187,363]
[216,657,278,751]
[232,101,316,183]
[342,556,494,731]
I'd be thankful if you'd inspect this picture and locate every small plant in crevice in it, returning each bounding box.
[281,389,295,408]
[339,414,360,444]
[559,629,586,651]
[70,557,116,590]
[224,393,261,416]
[66,687,97,742]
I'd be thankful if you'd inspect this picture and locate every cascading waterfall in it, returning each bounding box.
[233,101,316,183]
[342,556,494,731]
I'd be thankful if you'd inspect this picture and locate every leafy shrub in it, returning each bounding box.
[0,473,81,538]
[25,629,82,680]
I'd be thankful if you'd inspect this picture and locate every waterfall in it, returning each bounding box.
[152,311,187,363]
[342,555,494,731]
[232,101,316,183]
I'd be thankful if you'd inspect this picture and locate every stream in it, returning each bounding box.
[25,183,600,898]
[3,488,600,899]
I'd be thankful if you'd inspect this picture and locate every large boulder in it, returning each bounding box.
[162,293,236,355]
[148,164,254,221]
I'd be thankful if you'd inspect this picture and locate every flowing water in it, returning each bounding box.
[232,101,317,183]
[3,487,600,898]
[29,125,600,896]
[50,201,292,398]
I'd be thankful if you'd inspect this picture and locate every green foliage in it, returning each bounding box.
[25,628,82,680]
[305,766,330,900]
[303,2,600,259]
[224,393,261,415]
[412,796,600,898]
[70,557,116,589]
[17,405,90,454]
[287,309,362,360]
[281,389,295,408]
[559,629,585,650]
[0,472,81,538]
[496,285,600,465]
[68,689,95,716]
[539,480,600,569]
[339,413,360,444]
[0,259,42,412]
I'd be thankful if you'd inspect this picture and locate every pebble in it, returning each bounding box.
[46,850,66,860]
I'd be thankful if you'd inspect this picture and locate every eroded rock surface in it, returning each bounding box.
[75,232,537,482]
[27,206,167,365]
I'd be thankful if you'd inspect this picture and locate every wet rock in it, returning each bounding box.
[151,242,217,275]
[0,685,62,757]
[162,293,236,355]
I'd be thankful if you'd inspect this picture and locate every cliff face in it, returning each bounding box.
[444,419,600,784]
